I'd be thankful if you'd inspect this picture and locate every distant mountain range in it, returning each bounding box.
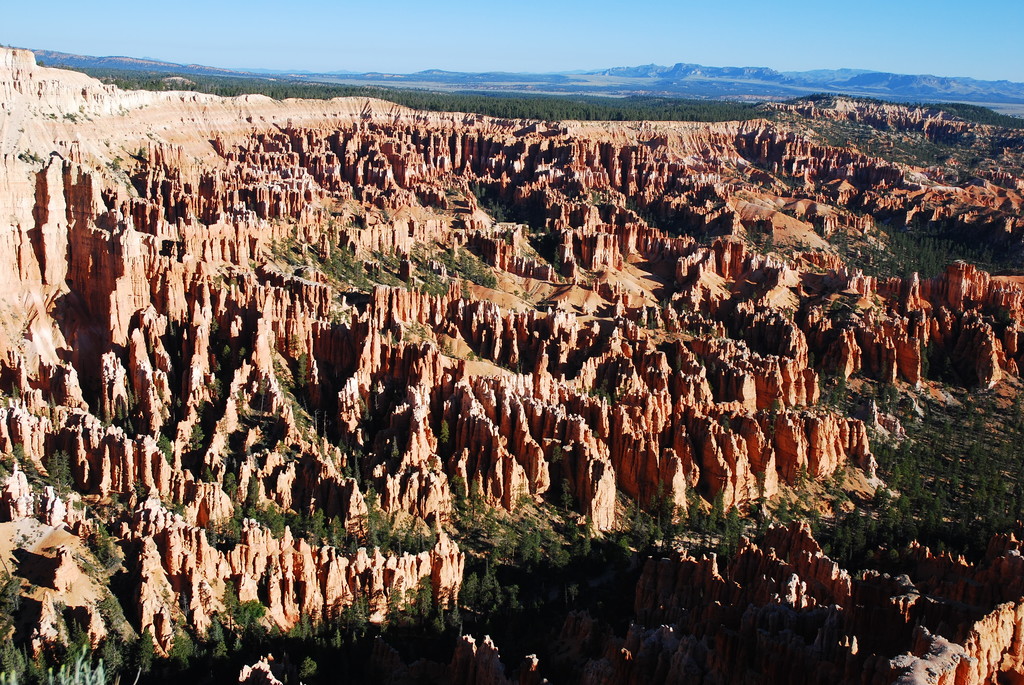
[30,49,1024,107]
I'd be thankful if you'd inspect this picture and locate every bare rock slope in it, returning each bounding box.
[2,48,1024,683]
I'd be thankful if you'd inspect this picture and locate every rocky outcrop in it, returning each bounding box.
[592,524,1024,685]
[367,524,1024,684]
[2,47,1024,675]
[238,657,285,685]
[120,498,463,649]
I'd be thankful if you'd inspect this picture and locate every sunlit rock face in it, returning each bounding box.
[2,48,1024,683]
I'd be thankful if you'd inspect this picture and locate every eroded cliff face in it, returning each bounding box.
[1,47,1024,682]
[358,525,1024,685]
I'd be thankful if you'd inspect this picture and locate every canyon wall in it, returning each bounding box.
[0,48,1023,683]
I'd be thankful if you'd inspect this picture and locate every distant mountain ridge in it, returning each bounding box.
[28,48,1024,106]
[31,50,249,77]
[592,63,785,81]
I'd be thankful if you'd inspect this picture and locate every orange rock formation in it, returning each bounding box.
[1,47,1023,682]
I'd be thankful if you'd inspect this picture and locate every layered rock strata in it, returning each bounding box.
[0,47,1023,678]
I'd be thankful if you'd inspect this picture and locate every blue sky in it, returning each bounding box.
[5,0,1023,81]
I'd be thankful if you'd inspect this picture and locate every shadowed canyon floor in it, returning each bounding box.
[1,47,1024,684]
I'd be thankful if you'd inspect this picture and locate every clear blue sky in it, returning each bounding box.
[5,0,1024,81]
